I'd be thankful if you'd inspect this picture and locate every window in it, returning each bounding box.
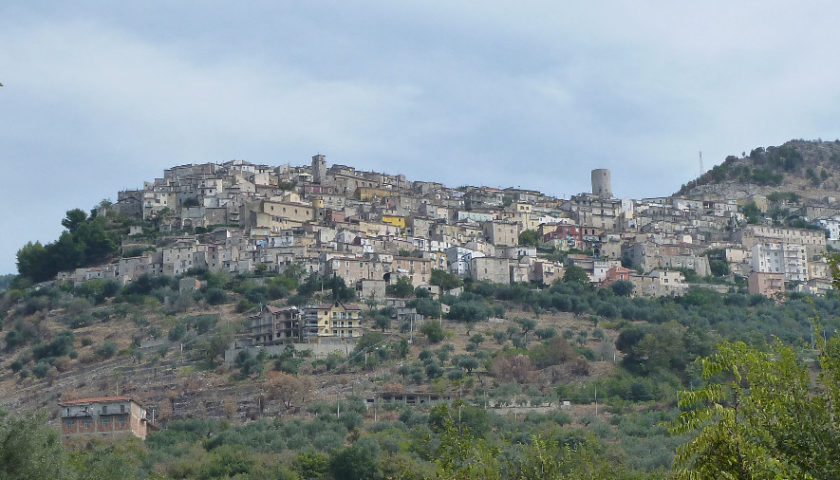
[120,405,126,413]
[101,417,111,427]
[102,406,108,414]
[83,419,92,429]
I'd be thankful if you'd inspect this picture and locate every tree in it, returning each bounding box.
[420,321,445,343]
[266,371,313,409]
[329,437,381,480]
[15,241,49,281]
[67,437,147,480]
[206,332,233,366]
[373,313,390,332]
[453,355,480,375]
[515,317,537,335]
[563,265,590,285]
[61,208,88,233]
[0,410,74,480]
[518,229,540,247]
[670,336,840,479]
[16,207,118,281]
[430,268,463,292]
[283,263,306,282]
[709,259,730,277]
[670,255,840,479]
[413,298,442,318]
[610,280,634,297]
[469,333,484,346]
[386,276,414,298]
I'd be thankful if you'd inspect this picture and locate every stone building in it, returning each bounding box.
[59,396,154,444]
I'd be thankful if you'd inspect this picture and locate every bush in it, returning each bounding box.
[32,361,50,378]
[32,331,74,360]
[168,323,187,342]
[94,340,117,359]
[204,288,228,305]
[610,280,635,297]
[447,300,492,322]
[420,321,446,343]
[535,328,556,340]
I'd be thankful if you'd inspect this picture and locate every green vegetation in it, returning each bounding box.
[16,209,121,282]
[517,229,540,247]
[5,232,840,478]
[678,143,820,194]
[429,268,462,292]
[386,276,414,298]
[670,328,840,478]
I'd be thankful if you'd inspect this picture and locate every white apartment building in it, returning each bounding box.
[445,246,485,276]
[817,217,840,241]
[739,225,826,257]
[750,242,808,282]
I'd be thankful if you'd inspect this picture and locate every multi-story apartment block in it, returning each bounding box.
[750,242,808,282]
[748,272,786,298]
[738,225,826,258]
[817,217,840,241]
[445,246,485,276]
[249,305,305,344]
[301,302,365,343]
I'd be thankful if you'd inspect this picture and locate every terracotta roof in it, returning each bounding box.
[59,396,132,406]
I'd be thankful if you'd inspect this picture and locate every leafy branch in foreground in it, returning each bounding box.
[669,331,840,479]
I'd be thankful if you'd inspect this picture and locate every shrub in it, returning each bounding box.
[94,340,117,359]
[32,361,50,378]
[420,321,445,343]
[204,288,228,305]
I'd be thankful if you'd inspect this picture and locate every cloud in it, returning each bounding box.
[2,2,840,273]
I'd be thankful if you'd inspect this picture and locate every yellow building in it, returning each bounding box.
[303,302,365,342]
[357,187,397,201]
[381,214,407,230]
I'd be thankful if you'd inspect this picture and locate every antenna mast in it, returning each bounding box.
[699,151,703,177]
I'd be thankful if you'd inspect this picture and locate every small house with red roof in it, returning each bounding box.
[58,396,155,443]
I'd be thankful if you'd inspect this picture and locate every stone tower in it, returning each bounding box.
[312,154,327,184]
[591,168,612,198]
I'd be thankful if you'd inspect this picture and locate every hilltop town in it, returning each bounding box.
[5,141,840,478]
[55,144,838,305]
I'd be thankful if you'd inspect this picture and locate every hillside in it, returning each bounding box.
[677,139,840,201]
[4,148,840,478]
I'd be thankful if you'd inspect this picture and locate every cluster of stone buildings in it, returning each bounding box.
[55,156,836,305]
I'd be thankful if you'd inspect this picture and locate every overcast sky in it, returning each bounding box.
[1,1,839,275]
